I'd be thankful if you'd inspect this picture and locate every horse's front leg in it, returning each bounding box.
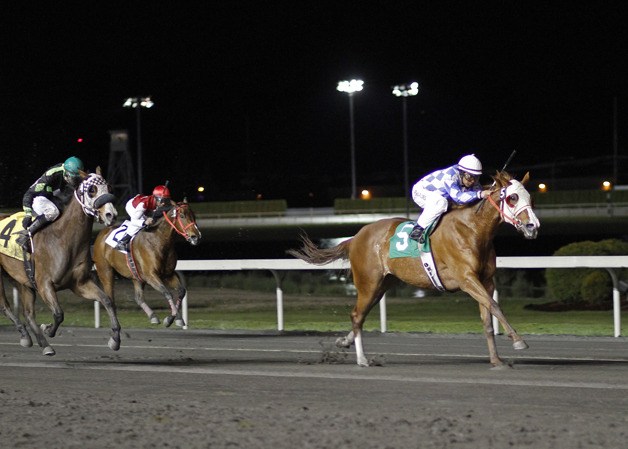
[167,273,187,327]
[479,304,505,368]
[155,275,185,328]
[20,286,55,355]
[462,275,528,356]
[478,277,507,368]
[73,279,121,351]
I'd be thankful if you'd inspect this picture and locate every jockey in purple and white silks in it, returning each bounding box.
[409,154,491,243]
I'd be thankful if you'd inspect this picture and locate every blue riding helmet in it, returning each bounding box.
[63,156,84,178]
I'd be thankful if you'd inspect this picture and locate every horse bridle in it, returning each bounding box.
[162,203,199,241]
[485,184,532,231]
[73,174,116,222]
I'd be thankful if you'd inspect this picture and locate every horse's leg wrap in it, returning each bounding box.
[354,332,369,367]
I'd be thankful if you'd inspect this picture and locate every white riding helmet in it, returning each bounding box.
[457,154,482,176]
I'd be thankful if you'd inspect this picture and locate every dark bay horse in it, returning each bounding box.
[0,168,119,355]
[288,171,540,368]
[93,200,201,327]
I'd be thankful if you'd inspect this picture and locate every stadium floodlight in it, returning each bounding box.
[123,96,154,193]
[337,79,364,199]
[392,82,420,217]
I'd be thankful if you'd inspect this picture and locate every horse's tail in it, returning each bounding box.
[287,234,351,265]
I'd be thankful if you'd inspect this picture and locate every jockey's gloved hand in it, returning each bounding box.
[22,215,32,229]
[152,206,169,218]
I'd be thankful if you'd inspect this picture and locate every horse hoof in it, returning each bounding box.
[108,337,121,351]
[357,357,369,367]
[150,316,160,325]
[175,319,185,327]
[335,337,351,349]
[164,316,175,328]
[513,340,529,350]
[20,336,33,348]
[43,346,55,356]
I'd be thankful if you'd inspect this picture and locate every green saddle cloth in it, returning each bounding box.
[389,221,435,258]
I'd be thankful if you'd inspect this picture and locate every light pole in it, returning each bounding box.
[123,96,154,193]
[392,82,419,217]
[337,79,363,199]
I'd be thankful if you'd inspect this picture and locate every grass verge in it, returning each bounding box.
[4,285,624,337]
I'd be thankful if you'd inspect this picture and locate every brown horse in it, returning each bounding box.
[92,200,201,327]
[0,168,119,355]
[288,171,540,368]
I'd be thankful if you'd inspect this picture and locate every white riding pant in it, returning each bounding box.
[124,200,147,238]
[411,186,449,229]
[32,196,60,221]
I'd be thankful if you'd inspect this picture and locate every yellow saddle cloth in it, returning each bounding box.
[0,212,29,260]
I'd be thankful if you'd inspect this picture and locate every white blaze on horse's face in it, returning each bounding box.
[77,174,118,226]
[500,180,540,239]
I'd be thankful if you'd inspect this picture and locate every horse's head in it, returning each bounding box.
[75,167,118,226]
[491,171,540,239]
[165,199,202,245]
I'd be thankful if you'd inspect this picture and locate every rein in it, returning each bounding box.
[162,204,197,239]
[486,190,522,227]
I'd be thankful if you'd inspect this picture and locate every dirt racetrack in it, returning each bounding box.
[1,326,627,449]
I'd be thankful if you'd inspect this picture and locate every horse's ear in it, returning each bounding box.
[183,197,188,204]
[491,171,505,188]
[96,166,102,176]
[521,172,530,186]
[78,169,89,180]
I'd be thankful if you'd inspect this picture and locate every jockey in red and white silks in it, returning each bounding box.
[115,185,171,251]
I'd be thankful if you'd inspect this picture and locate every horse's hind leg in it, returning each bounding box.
[344,274,392,367]
[37,283,64,338]
[132,280,159,324]
[0,279,32,348]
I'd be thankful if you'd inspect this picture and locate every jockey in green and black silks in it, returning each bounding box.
[17,156,84,253]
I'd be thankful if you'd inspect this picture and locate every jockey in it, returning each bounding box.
[17,156,85,253]
[115,184,172,251]
[409,154,491,243]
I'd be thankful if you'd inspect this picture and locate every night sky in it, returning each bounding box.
[2,2,628,207]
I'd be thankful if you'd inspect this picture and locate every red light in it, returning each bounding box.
[77,138,83,143]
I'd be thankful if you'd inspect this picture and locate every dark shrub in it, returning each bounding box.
[545,239,628,304]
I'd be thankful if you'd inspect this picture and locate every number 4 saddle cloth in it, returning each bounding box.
[0,212,29,260]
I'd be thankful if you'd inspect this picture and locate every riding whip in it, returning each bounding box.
[476,149,517,213]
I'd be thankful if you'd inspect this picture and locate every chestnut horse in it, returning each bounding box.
[288,171,540,368]
[0,168,119,355]
[92,200,201,327]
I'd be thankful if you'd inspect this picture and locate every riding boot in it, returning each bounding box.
[115,233,132,251]
[409,224,425,243]
[17,215,50,253]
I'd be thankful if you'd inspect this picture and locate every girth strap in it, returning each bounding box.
[124,240,144,283]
